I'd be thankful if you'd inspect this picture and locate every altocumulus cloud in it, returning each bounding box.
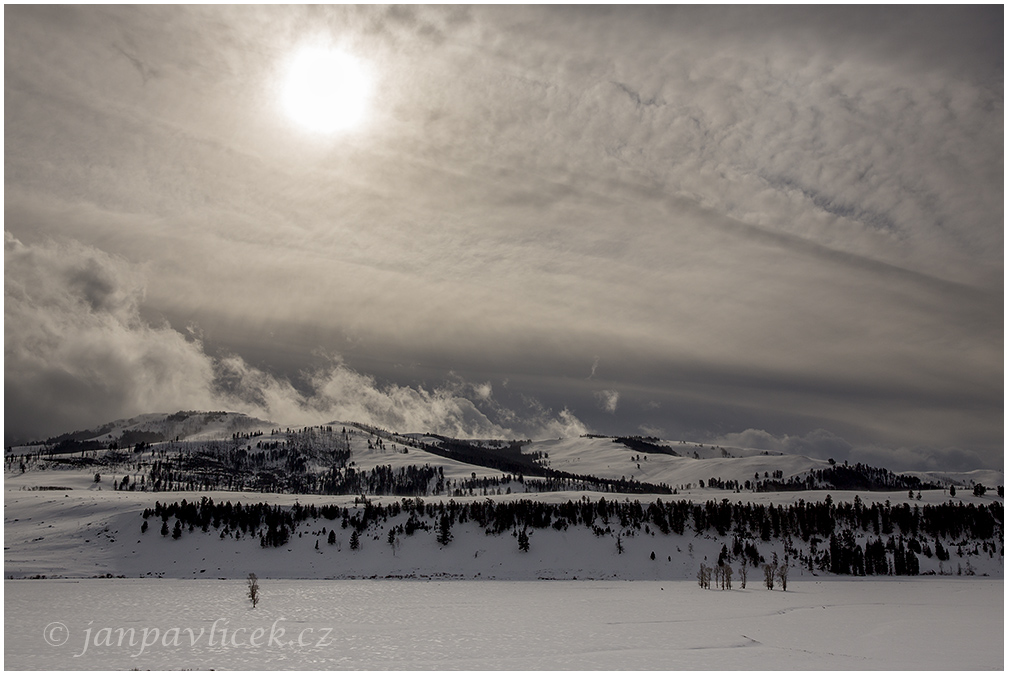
[4,232,585,443]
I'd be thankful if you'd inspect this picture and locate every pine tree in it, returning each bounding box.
[328,530,336,545]
[517,529,530,552]
[350,530,360,550]
[387,527,398,555]
[436,514,453,547]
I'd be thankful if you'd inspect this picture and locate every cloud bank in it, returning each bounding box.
[4,232,584,443]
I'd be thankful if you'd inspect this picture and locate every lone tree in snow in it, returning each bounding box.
[350,530,361,550]
[247,573,260,609]
[517,529,530,552]
[737,564,747,589]
[777,563,788,591]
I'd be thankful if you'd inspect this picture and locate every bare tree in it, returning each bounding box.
[777,563,788,591]
[247,573,260,609]
[697,563,712,589]
[723,564,733,590]
[738,564,747,589]
[763,564,775,590]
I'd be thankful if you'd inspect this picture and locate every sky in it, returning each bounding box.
[4,5,1003,471]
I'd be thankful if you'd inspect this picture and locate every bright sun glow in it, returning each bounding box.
[282,46,372,134]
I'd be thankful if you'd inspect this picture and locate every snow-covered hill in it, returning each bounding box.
[20,411,277,447]
[5,411,1004,581]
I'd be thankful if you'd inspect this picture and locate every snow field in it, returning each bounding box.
[4,578,1002,670]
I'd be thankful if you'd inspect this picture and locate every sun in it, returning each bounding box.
[281,46,373,134]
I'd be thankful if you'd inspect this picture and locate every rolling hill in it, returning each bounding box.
[5,411,1003,581]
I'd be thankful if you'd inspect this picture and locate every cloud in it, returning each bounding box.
[709,427,995,472]
[530,407,589,440]
[4,232,587,443]
[470,381,493,401]
[3,7,1000,468]
[5,232,219,441]
[595,389,620,414]
[638,424,666,438]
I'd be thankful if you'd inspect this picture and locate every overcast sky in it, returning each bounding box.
[5,5,1003,471]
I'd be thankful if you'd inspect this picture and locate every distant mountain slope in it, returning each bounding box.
[7,411,1003,495]
[18,411,277,451]
[5,411,1003,582]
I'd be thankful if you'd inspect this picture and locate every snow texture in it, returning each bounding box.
[4,578,1002,670]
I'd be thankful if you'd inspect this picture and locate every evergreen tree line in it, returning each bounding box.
[145,495,1002,571]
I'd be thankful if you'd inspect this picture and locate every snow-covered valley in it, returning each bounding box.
[5,412,1003,669]
[5,414,1003,582]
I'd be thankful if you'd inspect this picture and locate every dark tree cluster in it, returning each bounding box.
[146,494,1002,572]
[755,463,942,492]
[614,437,680,457]
[410,435,674,494]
